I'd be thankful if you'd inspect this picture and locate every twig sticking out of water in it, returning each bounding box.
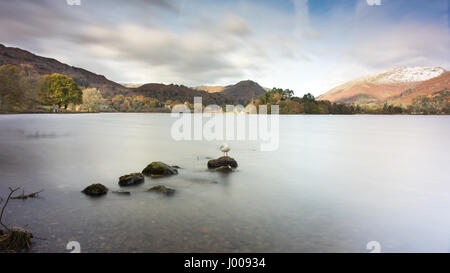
[0,187,35,253]
[0,187,20,232]
[11,189,44,200]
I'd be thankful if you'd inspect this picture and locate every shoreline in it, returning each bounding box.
[0,111,449,116]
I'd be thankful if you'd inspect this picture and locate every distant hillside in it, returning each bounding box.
[0,44,255,105]
[318,67,448,105]
[219,80,266,101]
[134,83,246,105]
[194,85,226,93]
[0,44,129,98]
[122,83,144,88]
[195,81,269,101]
[388,71,450,105]
[164,80,266,104]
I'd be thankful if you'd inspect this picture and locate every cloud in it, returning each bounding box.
[0,0,448,96]
[313,0,450,91]
[76,23,248,83]
[0,0,315,87]
[221,14,252,36]
[349,23,450,69]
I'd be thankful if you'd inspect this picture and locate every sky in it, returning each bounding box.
[0,0,449,96]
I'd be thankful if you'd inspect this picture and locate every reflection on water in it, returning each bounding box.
[0,113,449,252]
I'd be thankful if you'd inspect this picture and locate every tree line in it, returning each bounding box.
[0,64,169,113]
[0,64,448,114]
[0,64,85,112]
[252,87,449,115]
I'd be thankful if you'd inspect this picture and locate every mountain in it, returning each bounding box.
[194,80,266,102]
[0,44,254,105]
[0,44,129,98]
[318,67,448,105]
[134,83,246,105]
[388,71,450,104]
[219,80,266,101]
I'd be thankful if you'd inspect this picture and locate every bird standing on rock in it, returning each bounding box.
[220,144,230,156]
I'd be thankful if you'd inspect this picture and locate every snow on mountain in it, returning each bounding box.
[373,67,446,84]
[318,66,448,105]
[357,67,446,85]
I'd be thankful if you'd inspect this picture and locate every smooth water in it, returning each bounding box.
[0,113,449,253]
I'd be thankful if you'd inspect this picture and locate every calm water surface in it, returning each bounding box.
[0,113,449,252]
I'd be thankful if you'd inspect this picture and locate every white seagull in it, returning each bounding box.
[220,144,230,156]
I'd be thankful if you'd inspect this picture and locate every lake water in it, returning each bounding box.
[0,113,449,253]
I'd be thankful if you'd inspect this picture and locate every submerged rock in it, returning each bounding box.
[147,185,175,196]
[119,173,145,186]
[142,162,178,177]
[82,184,108,196]
[207,156,238,169]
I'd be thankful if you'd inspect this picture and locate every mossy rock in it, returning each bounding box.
[119,173,145,186]
[82,183,108,196]
[142,162,178,176]
[147,185,175,196]
[207,156,238,169]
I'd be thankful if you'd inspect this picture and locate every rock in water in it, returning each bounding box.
[147,185,175,196]
[207,156,238,169]
[119,173,145,186]
[82,184,108,196]
[142,162,178,176]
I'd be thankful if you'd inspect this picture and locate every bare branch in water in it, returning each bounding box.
[11,190,44,200]
[0,187,21,232]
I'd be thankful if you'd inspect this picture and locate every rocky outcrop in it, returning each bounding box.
[118,173,145,186]
[82,184,108,196]
[142,162,178,177]
[207,156,238,169]
[147,185,175,196]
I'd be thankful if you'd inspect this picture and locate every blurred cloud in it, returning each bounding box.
[0,0,448,95]
[221,14,252,36]
[350,23,450,69]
